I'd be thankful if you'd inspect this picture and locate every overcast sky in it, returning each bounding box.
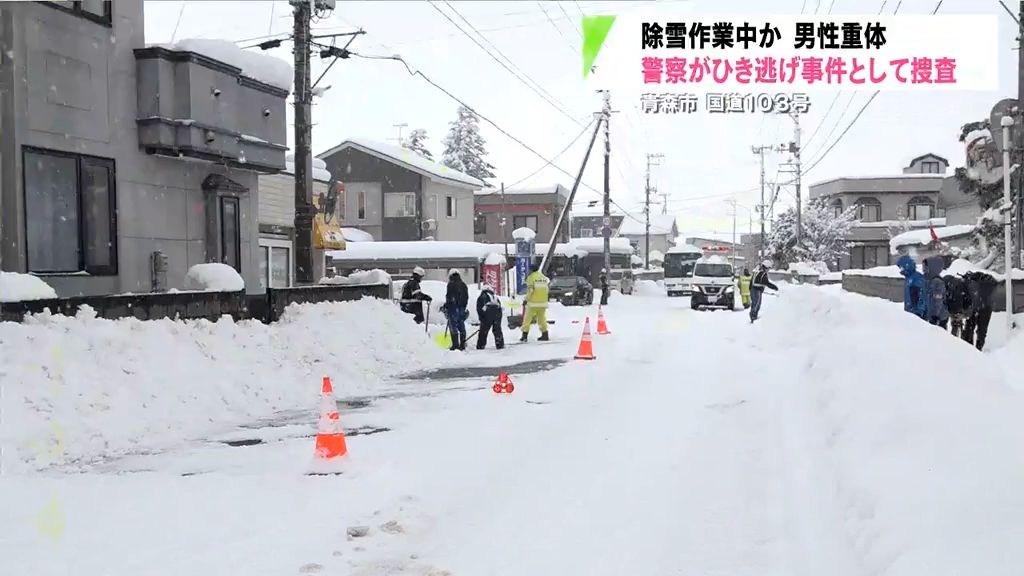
[144,0,1018,240]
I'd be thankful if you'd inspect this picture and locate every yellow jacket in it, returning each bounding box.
[525,271,550,307]
[739,275,752,297]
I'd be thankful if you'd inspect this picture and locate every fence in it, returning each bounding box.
[0,283,391,324]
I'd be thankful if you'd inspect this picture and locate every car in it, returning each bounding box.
[549,276,594,306]
[689,257,738,311]
[608,268,634,295]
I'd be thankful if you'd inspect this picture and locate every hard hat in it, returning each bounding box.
[448,268,460,278]
[601,268,607,273]
[412,266,425,277]
[762,260,772,268]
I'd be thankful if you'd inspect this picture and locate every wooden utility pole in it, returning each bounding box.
[292,0,314,284]
[601,90,612,275]
[644,152,664,269]
[751,145,772,261]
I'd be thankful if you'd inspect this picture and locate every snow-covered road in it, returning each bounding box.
[5,286,1024,576]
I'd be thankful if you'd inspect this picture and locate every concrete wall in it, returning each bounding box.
[0,2,269,296]
[842,274,1024,313]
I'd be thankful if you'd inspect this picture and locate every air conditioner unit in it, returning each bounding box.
[422,219,437,232]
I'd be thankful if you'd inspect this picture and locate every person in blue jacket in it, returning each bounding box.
[922,255,949,329]
[897,255,927,319]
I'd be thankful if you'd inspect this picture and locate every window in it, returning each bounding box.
[907,196,935,221]
[855,198,882,223]
[23,147,117,274]
[258,246,269,290]
[43,1,112,26]
[513,215,538,231]
[921,161,941,174]
[219,196,241,272]
[258,238,292,289]
[580,228,594,237]
[445,195,457,218]
[850,245,889,269]
[831,199,843,218]
[384,192,417,217]
[336,183,345,221]
[474,213,487,235]
[357,191,366,220]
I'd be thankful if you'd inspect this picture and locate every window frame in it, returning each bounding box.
[445,195,457,219]
[921,160,941,174]
[219,196,242,272]
[580,228,594,237]
[513,215,539,232]
[357,190,367,220]
[474,213,487,235]
[907,196,935,221]
[41,1,113,27]
[855,198,882,223]
[22,146,118,276]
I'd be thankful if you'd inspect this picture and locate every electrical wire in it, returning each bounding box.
[428,0,584,127]
[557,1,584,39]
[497,119,596,190]
[538,1,580,55]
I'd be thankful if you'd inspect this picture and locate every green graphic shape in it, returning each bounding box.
[582,15,616,78]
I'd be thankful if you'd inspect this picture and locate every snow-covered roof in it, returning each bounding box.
[153,38,292,92]
[512,227,536,241]
[340,228,374,243]
[317,138,485,189]
[889,224,975,253]
[667,244,703,255]
[282,155,332,182]
[328,241,501,261]
[617,214,678,236]
[809,173,948,188]
[566,237,634,255]
[630,255,644,265]
[477,184,570,200]
[648,249,665,262]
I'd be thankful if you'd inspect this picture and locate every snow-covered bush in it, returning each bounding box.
[765,196,857,268]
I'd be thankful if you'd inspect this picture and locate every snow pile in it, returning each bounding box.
[341,227,374,242]
[512,227,536,241]
[183,263,244,292]
[329,241,501,261]
[484,252,505,266]
[633,279,663,297]
[758,286,1024,575]
[820,271,842,282]
[648,249,665,263]
[164,38,292,92]
[0,272,57,302]
[889,224,975,254]
[630,255,644,266]
[0,299,446,472]
[842,264,909,278]
[319,269,391,286]
[283,156,332,183]
[787,261,823,276]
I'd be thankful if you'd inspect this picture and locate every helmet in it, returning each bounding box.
[761,260,772,268]
[412,266,425,277]
[448,268,460,278]
[601,268,607,273]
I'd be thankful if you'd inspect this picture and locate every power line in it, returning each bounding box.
[351,51,640,220]
[538,1,579,54]
[500,119,596,189]
[557,1,584,39]
[429,0,584,127]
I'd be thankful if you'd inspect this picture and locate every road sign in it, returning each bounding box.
[602,216,611,226]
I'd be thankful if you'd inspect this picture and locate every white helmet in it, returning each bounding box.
[448,268,460,278]
[412,266,425,277]
[601,268,607,273]
[761,260,772,268]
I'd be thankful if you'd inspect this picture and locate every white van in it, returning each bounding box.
[689,256,737,311]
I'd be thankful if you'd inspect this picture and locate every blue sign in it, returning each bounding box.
[515,256,530,295]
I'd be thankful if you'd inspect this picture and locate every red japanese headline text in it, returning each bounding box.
[640,56,957,85]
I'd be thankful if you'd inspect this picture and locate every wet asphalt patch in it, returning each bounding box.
[398,358,568,381]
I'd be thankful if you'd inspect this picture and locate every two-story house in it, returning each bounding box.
[616,213,679,262]
[808,153,964,270]
[0,1,288,297]
[317,138,484,242]
[474,184,570,244]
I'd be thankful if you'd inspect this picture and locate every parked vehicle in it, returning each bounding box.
[608,268,634,295]
[664,244,702,296]
[689,256,737,311]
[549,276,594,306]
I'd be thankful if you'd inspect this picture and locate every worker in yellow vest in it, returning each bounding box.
[520,263,550,342]
[739,267,752,309]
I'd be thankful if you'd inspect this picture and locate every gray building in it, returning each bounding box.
[0,1,288,297]
[474,184,570,244]
[317,138,484,242]
[616,213,679,262]
[808,153,979,270]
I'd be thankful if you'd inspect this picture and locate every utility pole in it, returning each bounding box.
[751,145,772,261]
[501,182,510,298]
[1016,0,1024,269]
[601,90,612,275]
[727,198,738,267]
[390,123,408,145]
[658,191,669,214]
[792,111,803,248]
[292,0,314,284]
[644,152,664,269]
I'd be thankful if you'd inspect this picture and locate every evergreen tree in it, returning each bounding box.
[955,119,1015,272]
[765,196,858,268]
[441,105,496,183]
[402,128,433,160]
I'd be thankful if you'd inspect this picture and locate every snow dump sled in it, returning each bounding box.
[506,302,555,330]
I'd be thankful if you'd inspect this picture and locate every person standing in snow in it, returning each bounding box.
[599,268,610,306]
[748,260,778,323]
[962,271,998,351]
[897,255,927,320]
[475,285,504,350]
[922,256,949,329]
[521,262,550,342]
[444,269,469,351]
[943,273,971,338]
[399,266,432,324]
[739,267,752,309]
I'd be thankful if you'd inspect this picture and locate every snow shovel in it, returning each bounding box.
[434,324,452,349]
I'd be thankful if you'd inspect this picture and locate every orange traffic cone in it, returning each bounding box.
[492,372,515,394]
[313,376,348,462]
[596,305,611,335]
[574,317,597,360]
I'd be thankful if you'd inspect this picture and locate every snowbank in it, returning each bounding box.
[787,261,823,276]
[889,224,975,254]
[512,227,536,241]
[328,241,501,261]
[319,269,391,286]
[634,279,663,297]
[758,286,1024,575]
[842,265,908,278]
[341,227,374,242]
[484,252,505,266]
[0,272,57,302]
[820,271,842,282]
[183,263,244,292]
[162,38,292,92]
[0,299,447,472]
[648,249,665,263]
